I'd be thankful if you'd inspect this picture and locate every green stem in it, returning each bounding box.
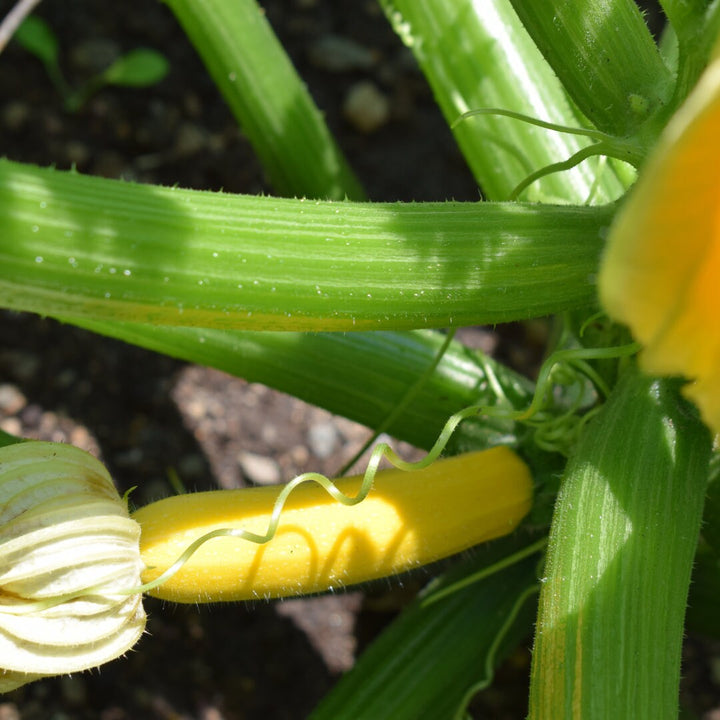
[528,366,711,719]
[66,323,534,453]
[507,0,673,138]
[0,159,613,330]
[379,0,628,203]
[164,0,364,200]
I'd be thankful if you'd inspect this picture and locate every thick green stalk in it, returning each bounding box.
[0,159,613,330]
[65,323,533,453]
[508,0,673,139]
[310,540,540,720]
[660,0,720,109]
[163,0,364,200]
[380,0,628,202]
[528,366,711,719]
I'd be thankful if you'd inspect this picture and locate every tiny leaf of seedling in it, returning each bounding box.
[14,15,59,66]
[102,49,169,87]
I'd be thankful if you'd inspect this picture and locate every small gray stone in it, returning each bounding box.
[64,140,91,167]
[238,451,281,485]
[175,122,209,156]
[0,702,21,720]
[2,101,29,131]
[0,384,26,415]
[308,35,376,73]
[343,81,390,133]
[307,421,339,459]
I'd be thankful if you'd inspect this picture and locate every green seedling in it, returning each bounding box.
[13,14,169,111]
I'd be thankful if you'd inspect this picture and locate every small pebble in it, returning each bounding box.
[307,422,339,459]
[0,418,22,436]
[0,384,27,415]
[0,703,20,720]
[65,140,91,166]
[2,101,29,131]
[238,451,281,485]
[308,35,376,72]
[343,81,390,133]
[2,350,40,382]
[289,444,310,467]
[174,122,209,156]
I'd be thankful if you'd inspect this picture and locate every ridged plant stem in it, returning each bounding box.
[0,159,613,330]
[164,0,364,200]
[529,366,711,719]
[508,0,673,138]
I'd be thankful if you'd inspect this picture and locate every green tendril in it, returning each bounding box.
[337,328,457,477]
[421,537,547,608]
[454,583,541,720]
[452,107,644,199]
[451,107,612,143]
[513,342,640,422]
[508,142,611,200]
[1,343,641,612]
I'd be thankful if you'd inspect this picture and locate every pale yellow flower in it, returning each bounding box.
[0,442,145,692]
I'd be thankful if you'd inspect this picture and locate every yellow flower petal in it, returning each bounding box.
[134,447,532,603]
[599,58,720,433]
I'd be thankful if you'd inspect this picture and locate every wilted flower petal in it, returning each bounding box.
[0,442,145,691]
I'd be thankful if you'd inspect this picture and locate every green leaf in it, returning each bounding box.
[14,15,59,67]
[102,48,169,87]
[0,429,24,449]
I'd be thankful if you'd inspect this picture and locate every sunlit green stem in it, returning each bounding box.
[379,0,627,202]
[164,0,364,200]
[0,159,613,330]
[528,366,711,719]
[508,0,673,138]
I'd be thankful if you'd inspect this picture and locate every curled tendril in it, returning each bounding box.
[2,341,640,610]
[126,342,639,595]
[452,106,644,199]
[125,341,638,596]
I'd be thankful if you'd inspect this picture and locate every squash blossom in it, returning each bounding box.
[0,442,145,692]
[599,52,720,434]
[0,441,531,687]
